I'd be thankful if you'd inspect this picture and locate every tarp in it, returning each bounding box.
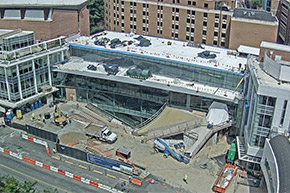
[206,102,229,125]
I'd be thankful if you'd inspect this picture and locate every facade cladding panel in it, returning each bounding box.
[277,0,290,45]
[269,135,290,193]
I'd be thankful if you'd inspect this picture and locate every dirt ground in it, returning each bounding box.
[14,101,234,193]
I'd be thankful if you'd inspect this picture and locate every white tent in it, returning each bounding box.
[206,102,229,125]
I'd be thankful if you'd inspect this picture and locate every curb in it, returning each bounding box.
[0,146,122,193]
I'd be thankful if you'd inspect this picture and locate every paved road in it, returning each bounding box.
[0,152,105,193]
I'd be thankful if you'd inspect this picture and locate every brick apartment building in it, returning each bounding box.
[0,0,90,41]
[104,0,278,49]
[277,0,290,45]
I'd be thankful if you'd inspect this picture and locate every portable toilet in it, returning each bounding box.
[34,101,39,109]
[16,108,23,119]
[38,100,42,108]
[30,103,35,111]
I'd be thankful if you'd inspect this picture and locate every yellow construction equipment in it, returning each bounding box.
[54,104,67,126]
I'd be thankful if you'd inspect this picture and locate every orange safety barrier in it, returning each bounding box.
[28,136,34,142]
[90,181,99,187]
[22,156,36,165]
[3,149,9,155]
[46,147,51,156]
[42,163,50,170]
[73,175,81,181]
[58,169,65,175]
[87,142,113,157]
[131,178,142,186]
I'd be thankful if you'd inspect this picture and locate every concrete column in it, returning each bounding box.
[4,67,11,101]
[32,60,38,93]
[47,55,52,86]
[16,64,23,100]
[186,94,191,109]
[61,50,64,61]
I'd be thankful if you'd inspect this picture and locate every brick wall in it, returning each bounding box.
[229,19,278,50]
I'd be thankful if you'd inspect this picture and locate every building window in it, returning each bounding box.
[175,33,178,38]
[191,28,194,32]
[175,25,179,29]
[221,42,225,46]
[187,10,190,14]
[191,37,194,41]
[222,24,226,28]
[213,40,218,45]
[176,8,179,12]
[204,3,208,8]
[202,39,206,44]
[187,18,190,23]
[223,15,227,19]
[187,27,190,32]
[280,100,288,126]
[204,13,208,17]
[259,96,276,107]
[222,33,226,37]
[203,30,207,35]
[215,14,219,18]
[214,32,218,36]
[203,22,207,26]
[215,23,218,27]
[192,10,195,15]
[192,1,196,6]
[186,36,189,40]
[176,16,179,21]
[191,19,195,24]
[188,1,191,5]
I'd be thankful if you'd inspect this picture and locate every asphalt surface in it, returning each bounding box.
[0,126,186,193]
[0,153,105,193]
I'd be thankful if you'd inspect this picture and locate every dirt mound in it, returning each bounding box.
[59,132,86,146]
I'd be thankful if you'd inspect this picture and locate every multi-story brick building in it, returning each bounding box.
[229,9,278,49]
[277,0,290,45]
[104,0,278,49]
[0,0,90,41]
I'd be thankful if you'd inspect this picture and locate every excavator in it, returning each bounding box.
[54,104,67,127]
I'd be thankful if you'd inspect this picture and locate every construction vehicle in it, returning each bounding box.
[153,138,190,164]
[85,126,117,143]
[226,143,237,164]
[53,104,67,126]
[213,164,238,193]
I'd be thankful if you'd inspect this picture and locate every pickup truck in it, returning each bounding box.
[85,126,117,143]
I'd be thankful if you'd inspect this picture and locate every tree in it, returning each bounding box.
[87,0,105,34]
[0,176,58,193]
[252,0,262,9]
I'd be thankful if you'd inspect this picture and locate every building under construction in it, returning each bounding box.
[52,31,248,128]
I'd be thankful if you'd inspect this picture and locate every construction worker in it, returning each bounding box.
[42,116,46,124]
[183,174,188,184]
[31,113,35,120]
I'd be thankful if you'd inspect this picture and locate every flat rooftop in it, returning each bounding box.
[233,8,277,22]
[260,41,290,52]
[249,57,290,89]
[0,0,88,7]
[56,57,242,102]
[0,29,34,40]
[68,31,247,75]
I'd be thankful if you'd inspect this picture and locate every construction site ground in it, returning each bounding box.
[13,101,265,193]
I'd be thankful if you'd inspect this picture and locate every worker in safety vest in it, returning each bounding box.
[183,175,188,184]
[31,113,35,120]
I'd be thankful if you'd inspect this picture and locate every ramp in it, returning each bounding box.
[146,119,201,140]
[185,121,233,158]
[137,107,205,135]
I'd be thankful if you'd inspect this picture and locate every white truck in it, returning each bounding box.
[85,126,117,143]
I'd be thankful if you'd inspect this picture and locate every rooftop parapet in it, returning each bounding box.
[0,36,66,64]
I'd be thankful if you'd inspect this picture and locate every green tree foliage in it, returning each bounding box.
[0,176,58,193]
[252,0,262,8]
[87,0,104,34]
